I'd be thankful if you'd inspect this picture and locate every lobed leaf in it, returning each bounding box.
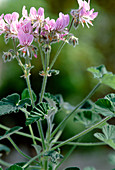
[94,93,115,117]
[74,111,101,128]
[26,102,51,125]
[94,124,115,150]
[87,65,115,89]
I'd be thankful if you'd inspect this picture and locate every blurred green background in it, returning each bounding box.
[0,0,115,169]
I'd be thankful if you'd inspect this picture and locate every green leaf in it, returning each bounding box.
[74,111,101,128]
[0,126,22,140]
[44,93,63,110]
[32,144,41,155]
[88,65,115,89]
[94,93,115,117]
[44,150,63,164]
[102,74,115,90]
[87,65,109,79]
[0,93,20,116]
[0,144,10,153]
[65,168,80,170]
[83,167,96,170]
[21,88,37,102]
[26,102,50,125]
[6,164,23,170]
[94,124,115,150]
[18,99,31,107]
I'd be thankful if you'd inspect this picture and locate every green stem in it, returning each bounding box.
[39,45,45,71]
[50,116,111,151]
[56,145,76,169]
[7,137,32,160]
[22,116,111,168]
[49,41,66,70]
[37,121,46,150]
[39,74,48,103]
[51,82,101,138]
[0,124,41,142]
[0,159,11,167]
[26,74,35,108]
[54,141,106,146]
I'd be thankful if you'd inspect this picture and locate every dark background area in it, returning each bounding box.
[0,0,115,169]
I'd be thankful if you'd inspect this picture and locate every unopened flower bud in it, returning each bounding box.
[42,44,51,53]
[68,35,78,47]
[2,52,13,62]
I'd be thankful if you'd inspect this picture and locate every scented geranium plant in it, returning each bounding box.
[0,0,115,169]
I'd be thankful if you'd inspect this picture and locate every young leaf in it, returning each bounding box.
[0,144,10,153]
[26,102,50,125]
[0,126,22,140]
[94,93,115,117]
[94,124,115,150]
[87,65,115,89]
[74,111,101,128]
[21,88,37,102]
[87,65,109,79]
[44,93,63,110]
[44,150,63,164]
[32,144,41,155]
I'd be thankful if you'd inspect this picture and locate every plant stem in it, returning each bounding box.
[49,41,66,70]
[0,159,11,167]
[56,145,76,169]
[0,124,41,142]
[54,141,106,146]
[37,121,46,150]
[39,74,48,103]
[51,82,101,138]
[39,45,45,71]
[7,137,32,160]
[26,74,35,108]
[50,116,111,151]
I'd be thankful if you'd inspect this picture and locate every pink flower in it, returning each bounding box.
[0,16,6,35]
[4,12,19,25]
[18,31,34,56]
[18,31,33,46]
[44,17,56,31]
[71,0,98,28]
[55,12,69,31]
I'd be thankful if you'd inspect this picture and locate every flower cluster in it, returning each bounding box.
[71,0,98,28]
[0,6,70,57]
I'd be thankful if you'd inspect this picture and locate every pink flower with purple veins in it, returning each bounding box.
[44,17,56,31]
[18,20,33,34]
[71,0,98,28]
[4,12,19,25]
[55,12,69,31]
[18,31,33,56]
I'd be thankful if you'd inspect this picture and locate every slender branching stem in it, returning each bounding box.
[50,116,111,151]
[0,159,11,167]
[51,82,101,138]
[0,124,41,142]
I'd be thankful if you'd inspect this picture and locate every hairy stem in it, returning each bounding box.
[0,124,41,142]
[0,159,11,167]
[51,82,101,138]
[51,116,111,151]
